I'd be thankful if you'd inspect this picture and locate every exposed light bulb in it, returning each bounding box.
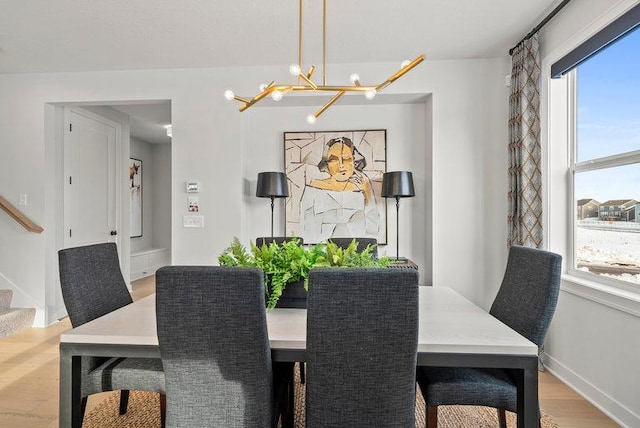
[289,63,301,76]
[259,83,268,92]
[306,114,317,124]
[224,89,235,101]
[365,89,377,100]
[349,73,360,84]
[401,59,412,68]
[271,90,283,101]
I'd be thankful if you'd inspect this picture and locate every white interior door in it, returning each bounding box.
[63,108,119,248]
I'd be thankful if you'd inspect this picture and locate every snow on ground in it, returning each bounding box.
[576,224,640,285]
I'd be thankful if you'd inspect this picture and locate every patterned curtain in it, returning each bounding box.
[508,34,542,248]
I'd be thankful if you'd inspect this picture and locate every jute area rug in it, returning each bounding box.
[84,364,558,428]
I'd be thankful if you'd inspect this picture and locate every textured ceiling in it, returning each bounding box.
[0,0,561,73]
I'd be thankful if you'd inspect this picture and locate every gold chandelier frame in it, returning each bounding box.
[225,0,424,123]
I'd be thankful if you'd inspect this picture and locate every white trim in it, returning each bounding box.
[0,270,39,308]
[545,354,638,427]
[561,273,640,317]
[130,248,170,281]
[567,70,577,267]
[573,150,640,172]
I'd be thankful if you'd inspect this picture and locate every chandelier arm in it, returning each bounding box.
[298,73,317,89]
[238,88,277,112]
[304,85,374,92]
[376,55,425,92]
[237,84,378,112]
[307,66,316,79]
[314,90,345,119]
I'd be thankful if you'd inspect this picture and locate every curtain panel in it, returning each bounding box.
[508,34,542,248]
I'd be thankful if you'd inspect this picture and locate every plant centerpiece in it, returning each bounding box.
[218,237,389,309]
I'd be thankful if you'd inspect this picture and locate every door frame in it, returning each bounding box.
[47,106,123,323]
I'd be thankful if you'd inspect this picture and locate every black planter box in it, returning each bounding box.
[272,280,307,309]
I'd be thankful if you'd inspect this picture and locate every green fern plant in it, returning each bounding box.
[314,239,389,268]
[218,237,388,309]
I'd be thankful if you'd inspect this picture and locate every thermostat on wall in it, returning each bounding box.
[186,182,199,193]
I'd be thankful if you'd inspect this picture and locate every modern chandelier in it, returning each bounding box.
[224,0,424,124]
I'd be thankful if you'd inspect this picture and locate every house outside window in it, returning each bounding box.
[570,27,640,288]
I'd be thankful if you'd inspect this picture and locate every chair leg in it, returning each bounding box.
[160,393,167,428]
[299,362,305,385]
[279,371,294,428]
[497,409,507,428]
[119,390,130,415]
[426,406,437,428]
[496,408,542,428]
[79,396,88,426]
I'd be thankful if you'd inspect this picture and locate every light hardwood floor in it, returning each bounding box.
[0,276,620,427]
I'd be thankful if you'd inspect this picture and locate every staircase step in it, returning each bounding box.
[0,290,12,311]
[0,308,35,339]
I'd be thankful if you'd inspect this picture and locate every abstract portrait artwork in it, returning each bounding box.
[129,158,142,238]
[284,130,387,244]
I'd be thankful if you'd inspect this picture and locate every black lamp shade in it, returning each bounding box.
[381,171,415,198]
[256,172,289,198]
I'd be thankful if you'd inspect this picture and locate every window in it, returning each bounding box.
[570,27,640,288]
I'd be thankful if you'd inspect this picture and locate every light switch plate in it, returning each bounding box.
[183,215,204,228]
[18,194,27,206]
[186,182,199,193]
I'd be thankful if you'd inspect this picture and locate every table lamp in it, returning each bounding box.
[256,172,289,238]
[381,171,415,261]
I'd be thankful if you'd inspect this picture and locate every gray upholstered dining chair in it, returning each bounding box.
[305,268,419,427]
[327,237,378,258]
[416,245,562,428]
[155,266,294,428]
[58,243,165,427]
[255,236,303,247]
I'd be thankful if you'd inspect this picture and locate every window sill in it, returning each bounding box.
[560,273,640,318]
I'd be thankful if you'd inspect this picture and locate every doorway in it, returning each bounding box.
[51,100,172,323]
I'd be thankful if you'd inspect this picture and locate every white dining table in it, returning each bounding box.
[59,286,539,427]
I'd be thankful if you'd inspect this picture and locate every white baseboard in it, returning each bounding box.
[33,308,46,328]
[130,248,169,282]
[545,354,639,427]
[1,270,44,327]
[130,265,161,281]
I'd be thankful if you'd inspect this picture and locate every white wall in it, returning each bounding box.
[151,143,172,250]
[0,57,509,327]
[540,0,640,426]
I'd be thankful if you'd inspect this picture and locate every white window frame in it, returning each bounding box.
[567,68,640,295]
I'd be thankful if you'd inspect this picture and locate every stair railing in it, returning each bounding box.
[0,195,44,233]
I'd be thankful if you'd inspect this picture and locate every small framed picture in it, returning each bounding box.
[129,158,143,238]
